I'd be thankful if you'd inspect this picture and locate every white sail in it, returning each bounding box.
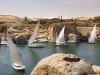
[8,35,25,70]
[88,25,97,43]
[56,26,66,45]
[28,22,40,45]
[28,22,44,47]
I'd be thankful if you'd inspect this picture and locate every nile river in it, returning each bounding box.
[0,42,100,75]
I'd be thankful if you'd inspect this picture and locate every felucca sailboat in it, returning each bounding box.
[88,25,97,43]
[8,34,25,70]
[28,21,44,48]
[56,26,66,46]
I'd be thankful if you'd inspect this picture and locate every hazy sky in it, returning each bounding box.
[0,0,100,18]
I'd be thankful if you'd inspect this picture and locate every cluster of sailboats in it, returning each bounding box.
[56,24,98,44]
[0,22,98,71]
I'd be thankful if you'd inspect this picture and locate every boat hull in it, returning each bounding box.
[12,63,25,70]
[88,41,96,44]
[28,44,44,48]
[38,40,48,43]
[88,39,97,44]
[56,43,67,46]
[1,41,8,45]
[38,39,48,43]
[67,40,77,43]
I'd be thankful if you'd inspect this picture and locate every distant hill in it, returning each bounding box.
[73,16,93,20]
[0,15,21,22]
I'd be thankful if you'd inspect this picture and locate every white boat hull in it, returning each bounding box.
[12,63,25,70]
[28,44,44,48]
[88,38,97,44]
[38,40,48,43]
[88,41,96,44]
[38,39,48,42]
[1,41,8,45]
[67,40,77,43]
[56,43,67,46]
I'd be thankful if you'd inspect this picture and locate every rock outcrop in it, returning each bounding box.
[31,53,100,75]
[67,34,78,41]
[15,34,27,43]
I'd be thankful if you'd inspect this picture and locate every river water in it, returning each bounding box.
[0,42,100,75]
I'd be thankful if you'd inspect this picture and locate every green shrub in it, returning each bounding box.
[0,24,7,32]
[96,23,100,27]
[93,15,100,22]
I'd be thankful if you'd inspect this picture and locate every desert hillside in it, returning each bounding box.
[0,15,21,22]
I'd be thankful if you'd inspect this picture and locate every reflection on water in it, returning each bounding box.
[12,70,25,75]
[75,42,100,65]
[56,43,78,54]
[0,42,100,75]
[56,46,67,53]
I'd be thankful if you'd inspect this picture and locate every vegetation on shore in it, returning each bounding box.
[0,23,7,32]
[92,15,100,27]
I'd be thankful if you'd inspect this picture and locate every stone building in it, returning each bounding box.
[51,22,77,41]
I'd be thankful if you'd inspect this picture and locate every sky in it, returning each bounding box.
[0,0,100,19]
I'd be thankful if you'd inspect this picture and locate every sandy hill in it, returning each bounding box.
[0,15,21,22]
[74,16,92,20]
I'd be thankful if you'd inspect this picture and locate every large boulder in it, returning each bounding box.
[15,34,27,43]
[67,33,78,41]
[31,53,100,75]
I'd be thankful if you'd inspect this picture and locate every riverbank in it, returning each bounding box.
[0,15,100,43]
